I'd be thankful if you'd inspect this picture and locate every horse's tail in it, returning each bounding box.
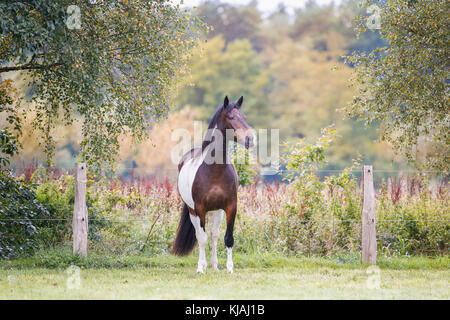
[171,203,197,256]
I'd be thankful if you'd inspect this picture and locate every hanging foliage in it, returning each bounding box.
[0,0,205,171]
[345,0,449,173]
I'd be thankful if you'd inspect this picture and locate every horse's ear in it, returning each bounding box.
[236,96,244,108]
[223,96,229,108]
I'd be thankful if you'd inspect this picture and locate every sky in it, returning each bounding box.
[179,0,342,15]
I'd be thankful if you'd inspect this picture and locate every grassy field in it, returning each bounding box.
[0,250,449,299]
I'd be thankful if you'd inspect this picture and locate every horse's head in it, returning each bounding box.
[220,96,256,149]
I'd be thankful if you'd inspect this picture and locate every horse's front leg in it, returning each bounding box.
[190,212,207,273]
[210,210,224,271]
[224,205,236,273]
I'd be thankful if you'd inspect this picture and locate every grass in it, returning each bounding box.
[0,248,449,299]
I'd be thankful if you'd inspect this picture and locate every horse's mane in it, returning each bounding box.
[207,105,223,129]
[202,103,234,150]
[207,103,236,129]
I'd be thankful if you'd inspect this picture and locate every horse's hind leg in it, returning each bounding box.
[190,212,207,273]
[210,210,224,271]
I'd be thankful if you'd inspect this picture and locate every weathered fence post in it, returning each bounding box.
[362,165,377,264]
[73,162,88,256]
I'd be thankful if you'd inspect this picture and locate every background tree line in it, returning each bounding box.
[1,0,447,178]
[173,0,394,177]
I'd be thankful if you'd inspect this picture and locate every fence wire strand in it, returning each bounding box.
[1,218,448,222]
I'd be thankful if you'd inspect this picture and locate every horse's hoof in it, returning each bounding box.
[197,262,207,273]
[227,268,234,274]
[211,263,219,271]
[197,266,205,273]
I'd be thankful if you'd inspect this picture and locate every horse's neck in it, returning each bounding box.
[202,126,229,166]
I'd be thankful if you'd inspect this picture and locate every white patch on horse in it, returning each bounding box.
[177,128,217,210]
[178,154,205,209]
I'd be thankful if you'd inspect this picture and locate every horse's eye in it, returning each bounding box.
[228,116,234,120]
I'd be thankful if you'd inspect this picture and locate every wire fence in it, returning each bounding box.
[1,218,449,222]
[2,162,448,259]
[8,167,447,174]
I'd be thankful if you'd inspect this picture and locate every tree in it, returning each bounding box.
[290,0,339,46]
[193,0,264,51]
[0,79,20,168]
[345,0,449,173]
[259,3,292,49]
[0,0,204,171]
[175,35,272,129]
[118,106,200,178]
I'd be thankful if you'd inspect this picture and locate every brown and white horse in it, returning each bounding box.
[171,96,256,273]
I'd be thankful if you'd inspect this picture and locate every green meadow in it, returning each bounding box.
[1,250,448,300]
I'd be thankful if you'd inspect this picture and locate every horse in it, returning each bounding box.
[171,96,256,273]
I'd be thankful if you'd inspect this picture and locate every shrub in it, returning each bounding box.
[276,126,363,255]
[33,172,111,247]
[232,144,257,186]
[0,171,50,258]
[0,166,122,259]
[377,182,449,255]
[2,156,448,260]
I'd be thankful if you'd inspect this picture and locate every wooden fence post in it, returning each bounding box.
[73,162,88,256]
[362,165,377,264]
